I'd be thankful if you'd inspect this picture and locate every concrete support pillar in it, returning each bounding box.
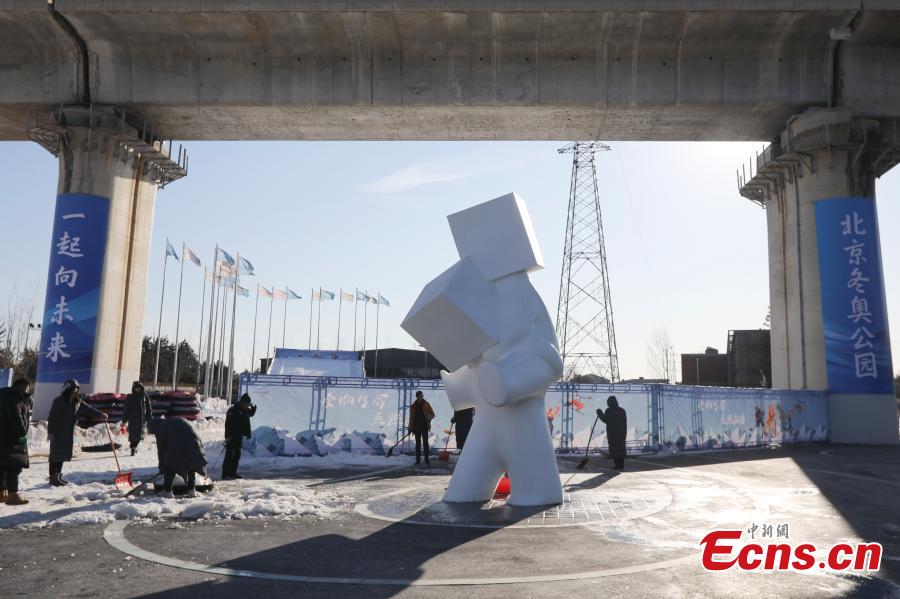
[29,106,186,418]
[745,108,899,444]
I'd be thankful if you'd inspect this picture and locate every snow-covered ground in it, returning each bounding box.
[2,416,413,530]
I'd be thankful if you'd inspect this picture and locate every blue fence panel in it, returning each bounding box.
[241,375,316,434]
[237,374,831,455]
[569,384,653,453]
[658,385,829,451]
[659,386,700,450]
[545,384,566,449]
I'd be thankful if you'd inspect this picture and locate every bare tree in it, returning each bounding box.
[646,328,677,383]
[0,283,39,368]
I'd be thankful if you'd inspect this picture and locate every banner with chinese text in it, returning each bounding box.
[36,194,110,384]
[814,197,893,394]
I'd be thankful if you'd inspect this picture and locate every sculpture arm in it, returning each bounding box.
[477,322,563,408]
[440,366,478,412]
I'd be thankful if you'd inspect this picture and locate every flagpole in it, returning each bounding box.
[282,286,288,348]
[171,241,187,390]
[210,270,222,396]
[265,291,274,370]
[316,286,323,351]
[353,288,359,352]
[196,267,207,389]
[308,288,313,349]
[203,245,219,397]
[210,274,221,396]
[251,282,260,373]
[362,289,369,355]
[153,242,171,390]
[220,283,231,397]
[374,293,381,378]
[225,253,240,402]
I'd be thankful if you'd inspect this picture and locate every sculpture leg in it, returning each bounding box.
[443,425,503,503]
[504,397,563,506]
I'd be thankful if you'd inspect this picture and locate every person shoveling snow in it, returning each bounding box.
[148,416,209,498]
[48,380,108,487]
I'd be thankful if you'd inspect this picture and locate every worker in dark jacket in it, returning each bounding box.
[450,407,474,450]
[123,381,152,455]
[47,379,107,486]
[597,395,627,470]
[408,390,435,465]
[221,393,257,480]
[148,416,207,497]
[0,378,32,505]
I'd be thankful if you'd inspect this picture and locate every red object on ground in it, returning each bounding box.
[494,475,510,497]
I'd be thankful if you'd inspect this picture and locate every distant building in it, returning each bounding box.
[727,329,772,388]
[680,330,772,387]
[363,348,446,379]
[681,347,729,386]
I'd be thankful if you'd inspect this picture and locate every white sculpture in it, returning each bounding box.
[402,193,564,506]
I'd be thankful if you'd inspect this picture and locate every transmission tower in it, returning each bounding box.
[556,141,620,383]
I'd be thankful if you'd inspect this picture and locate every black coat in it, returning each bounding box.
[149,417,207,478]
[598,406,627,459]
[451,408,474,450]
[48,394,104,463]
[224,404,257,442]
[0,386,31,469]
[123,392,152,445]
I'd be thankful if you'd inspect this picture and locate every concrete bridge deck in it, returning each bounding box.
[2,1,900,140]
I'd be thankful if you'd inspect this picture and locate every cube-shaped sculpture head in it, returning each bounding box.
[400,258,499,371]
[447,192,544,281]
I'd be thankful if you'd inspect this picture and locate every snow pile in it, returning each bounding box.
[3,416,402,530]
[245,427,406,457]
[27,421,110,457]
[200,396,229,417]
[178,482,340,521]
[246,427,312,457]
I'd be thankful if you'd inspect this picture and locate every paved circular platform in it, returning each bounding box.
[101,462,774,587]
[355,472,674,528]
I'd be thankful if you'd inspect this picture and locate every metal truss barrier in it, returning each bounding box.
[239,374,829,454]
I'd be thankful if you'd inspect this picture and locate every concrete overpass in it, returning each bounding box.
[1,1,898,443]
[3,1,900,140]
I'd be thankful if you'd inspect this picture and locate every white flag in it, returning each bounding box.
[183,245,202,267]
[340,290,353,302]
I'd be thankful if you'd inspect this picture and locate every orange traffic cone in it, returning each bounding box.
[493,473,510,498]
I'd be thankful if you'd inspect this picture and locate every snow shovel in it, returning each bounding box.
[386,432,412,457]
[438,423,454,462]
[577,414,601,469]
[104,421,134,492]
[123,472,162,498]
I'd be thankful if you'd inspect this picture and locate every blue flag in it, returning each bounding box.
[165,239,179,261]
[216,247,235,265]
[286,288,302,300]
[321,289,336,301]
[378,294,390,307]
[238,256,255,276]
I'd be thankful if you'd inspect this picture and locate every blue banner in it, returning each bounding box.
[37,194,110,385]
[814,197,893,394]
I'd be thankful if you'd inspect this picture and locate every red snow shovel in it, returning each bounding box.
[438,423,454,462]
[104,421,133,492]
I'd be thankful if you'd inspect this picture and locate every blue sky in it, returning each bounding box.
[2,140,898,380]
